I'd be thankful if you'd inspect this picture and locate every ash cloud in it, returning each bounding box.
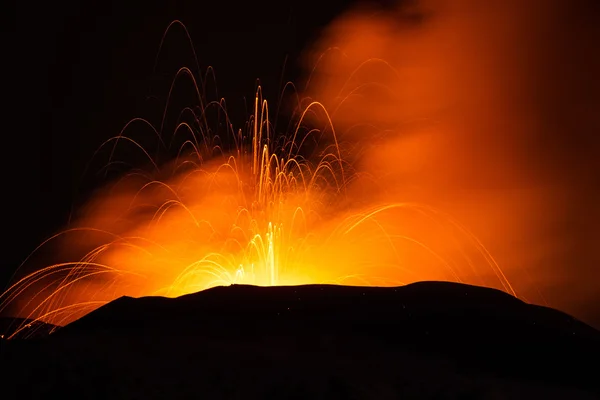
[301,0,600,324]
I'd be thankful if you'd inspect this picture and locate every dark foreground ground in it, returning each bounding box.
[1,282,599,399]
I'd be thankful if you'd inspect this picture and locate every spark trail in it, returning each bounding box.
[1,21,516,339]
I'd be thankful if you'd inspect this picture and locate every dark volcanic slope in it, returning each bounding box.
[0,317,59,339]
[3,282,600,399]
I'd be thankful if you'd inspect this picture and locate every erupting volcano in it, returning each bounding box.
[0,19,521,337]
[3,0,600,398]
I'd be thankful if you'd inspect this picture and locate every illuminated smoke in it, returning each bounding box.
[301,0,600,324]
[2,0,599,336]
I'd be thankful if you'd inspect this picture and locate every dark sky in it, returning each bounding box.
[1,0,356,287]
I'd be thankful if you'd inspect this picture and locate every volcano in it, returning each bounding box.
[1,281,599,399]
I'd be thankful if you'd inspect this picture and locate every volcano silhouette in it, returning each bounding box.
[2,282,599,399]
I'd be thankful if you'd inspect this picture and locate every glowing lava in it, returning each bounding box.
[0,20,520,338]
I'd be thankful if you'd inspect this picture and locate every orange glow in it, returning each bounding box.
[300,0,600,324]
[3,0,599,336]
[0,75,514,336]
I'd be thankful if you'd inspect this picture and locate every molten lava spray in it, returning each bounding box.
[2,0,600,335]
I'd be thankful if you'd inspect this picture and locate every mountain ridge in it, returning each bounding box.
[2,281,599,399]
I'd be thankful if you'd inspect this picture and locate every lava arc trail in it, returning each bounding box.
[1,20,517,338]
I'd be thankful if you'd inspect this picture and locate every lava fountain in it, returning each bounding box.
[0,18,523,338]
